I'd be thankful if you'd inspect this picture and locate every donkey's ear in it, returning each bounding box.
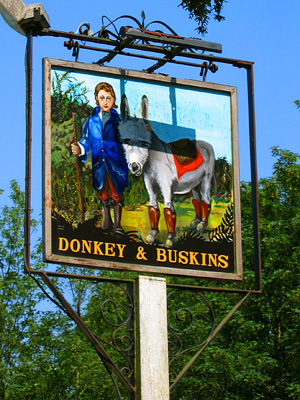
[120,94,130,121]
[140,95,149,123]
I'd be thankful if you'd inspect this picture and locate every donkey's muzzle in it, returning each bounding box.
[129,162,143,176]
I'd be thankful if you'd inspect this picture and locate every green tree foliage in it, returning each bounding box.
[0,180,41,398]
[1,147,300,399]
[179,0,226,34]
[171,147,300,399]
[0,182,122,399]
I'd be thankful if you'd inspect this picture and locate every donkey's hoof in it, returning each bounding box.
[145,229,158,244]
[165,233,176,248]
[190,218,201,230]
[197,221,207,233]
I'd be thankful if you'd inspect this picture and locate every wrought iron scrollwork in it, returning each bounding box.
[75,12,179,44]
[77,281,135,381]
[60,12,220,78]
[167,288,216,387]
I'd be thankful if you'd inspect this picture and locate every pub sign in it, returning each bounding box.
[43,58,242,280]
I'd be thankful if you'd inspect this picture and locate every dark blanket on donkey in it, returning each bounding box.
[168,138,198,164]
[168,138,204,179]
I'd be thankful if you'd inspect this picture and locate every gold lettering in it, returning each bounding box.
[116,244,126,258]
[93,241,104,255]
[156,248,167,262]
[178,251,189,264]
[168,249,177,263]
[218,254,229,269]
[58,237,69,251]
[208,254,218,267]
[136,246,147,260]
[58,239,129,259]
[82,240,92,254]
[189,252,200,265]
[105,242,115,256]
[70,239,80,253]
[201,253,207,266]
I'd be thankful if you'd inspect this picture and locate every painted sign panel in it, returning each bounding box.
[43,58,242,280]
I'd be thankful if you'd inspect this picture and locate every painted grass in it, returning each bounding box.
[122,197,232,243]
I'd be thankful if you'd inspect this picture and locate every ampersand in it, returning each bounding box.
[136,246,147,261]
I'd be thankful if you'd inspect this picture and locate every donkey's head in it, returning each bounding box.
[119,94,151,176]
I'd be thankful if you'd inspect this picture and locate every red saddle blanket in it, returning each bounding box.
[168,139,204,180]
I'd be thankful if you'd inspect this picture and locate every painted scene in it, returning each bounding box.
[45,62,241,278]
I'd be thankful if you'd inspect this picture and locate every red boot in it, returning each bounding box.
[200,200,210,224]
[164,208,176,247]
[146,206,160,244]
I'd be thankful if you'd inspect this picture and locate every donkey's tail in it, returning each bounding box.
[213,167,218,203]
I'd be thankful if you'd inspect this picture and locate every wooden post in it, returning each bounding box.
[135,276,169,400]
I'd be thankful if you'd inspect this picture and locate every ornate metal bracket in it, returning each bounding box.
[33,271,136,399]
[29,271,253,398]
[166,286,251,391]
[77,281,135,384]
[38,12,220,79]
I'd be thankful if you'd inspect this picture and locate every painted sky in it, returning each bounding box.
[1,0,299,215]
[52,67,233,162]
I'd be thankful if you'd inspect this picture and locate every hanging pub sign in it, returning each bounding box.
[43,58,242,280]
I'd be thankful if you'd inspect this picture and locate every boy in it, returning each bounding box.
[71,82,128,233]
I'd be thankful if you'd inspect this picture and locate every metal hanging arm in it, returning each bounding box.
[95,36,135,65]
[24,31,32,275]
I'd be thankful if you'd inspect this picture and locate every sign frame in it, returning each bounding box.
[43,57,242,280]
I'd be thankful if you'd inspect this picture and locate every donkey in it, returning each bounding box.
[119,94,216,247]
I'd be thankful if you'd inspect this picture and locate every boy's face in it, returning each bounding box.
[97,89,115,112]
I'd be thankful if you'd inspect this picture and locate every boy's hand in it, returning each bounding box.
[71,143,81,155]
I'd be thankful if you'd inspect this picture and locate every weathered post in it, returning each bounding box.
[135,276,170,400]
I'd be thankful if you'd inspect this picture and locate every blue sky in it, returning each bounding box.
[1,0,299,215]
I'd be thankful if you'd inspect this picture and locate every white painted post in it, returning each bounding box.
[135,276,169,400]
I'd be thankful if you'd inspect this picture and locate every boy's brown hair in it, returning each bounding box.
[94,82,118,109]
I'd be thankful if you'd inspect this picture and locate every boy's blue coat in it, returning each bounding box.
[79,107,128,193]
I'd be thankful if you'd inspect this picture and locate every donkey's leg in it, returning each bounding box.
[190,187,202,230]
[161,186,177,247]
[145,206,160,244]
[196,201,211,233]
[196,176,212,233]
[164,207,176,247]
[191,199,211,232]
[145,178,160,244]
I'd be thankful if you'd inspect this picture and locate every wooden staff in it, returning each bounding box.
[72,111,85,222]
